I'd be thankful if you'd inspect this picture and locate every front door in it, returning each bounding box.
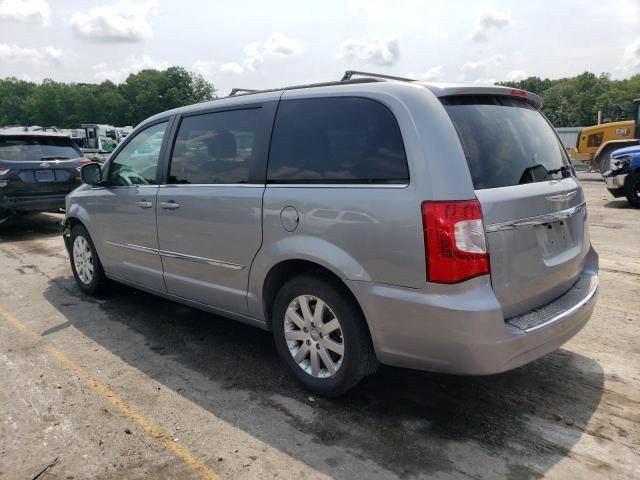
[91,120,170,291]
[156,105,274,314]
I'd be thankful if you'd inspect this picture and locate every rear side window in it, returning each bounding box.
[0,136,81,161]
[268,97,409,184]
[442,96,570,190]
[169,108,266,184]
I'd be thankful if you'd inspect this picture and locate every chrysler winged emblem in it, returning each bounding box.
[546,191,576,202]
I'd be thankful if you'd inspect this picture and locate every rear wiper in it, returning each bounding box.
[546,165,573,178]
[40,156,70,160]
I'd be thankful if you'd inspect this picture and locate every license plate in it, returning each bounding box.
[537,221,575,257]
[35,170,55,182]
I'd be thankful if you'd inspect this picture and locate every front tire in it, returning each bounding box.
[597,147,616,174]
[272,273,377,396]
[624,173,640,208]
[69,225,107,295]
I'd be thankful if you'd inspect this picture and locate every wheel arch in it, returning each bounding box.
[259,259,371,338]
[62,207,102,259]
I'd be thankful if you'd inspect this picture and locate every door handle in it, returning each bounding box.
[135,201,153,209]
[160,201,180,210]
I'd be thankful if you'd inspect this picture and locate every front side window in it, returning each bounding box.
[107,122,167,186]
[169,108,264,184]
[267,97,409,184]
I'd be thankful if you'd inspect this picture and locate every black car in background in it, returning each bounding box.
[0,131,91,221]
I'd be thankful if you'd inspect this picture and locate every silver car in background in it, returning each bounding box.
[63,71,599,396]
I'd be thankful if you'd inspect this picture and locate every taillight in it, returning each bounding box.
[421,200,490,283]
[0,168,9,176]
[76,159,92,172]
[510,89,528,98]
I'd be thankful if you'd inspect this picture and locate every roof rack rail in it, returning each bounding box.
[341,70,416,82]
[229,88,259,96]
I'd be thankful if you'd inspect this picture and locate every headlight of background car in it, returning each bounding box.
[610,155,632,171]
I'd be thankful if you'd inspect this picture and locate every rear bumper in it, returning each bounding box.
[348,247,599,375]
[0,193,67,212]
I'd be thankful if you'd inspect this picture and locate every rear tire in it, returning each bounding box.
[624,173,640,208]
[272,273,377,396]
[69,225,107,295]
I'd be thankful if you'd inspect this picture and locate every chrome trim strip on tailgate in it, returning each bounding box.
[105,241,245,270]
[486,202,586,233]
[507,275,598,332]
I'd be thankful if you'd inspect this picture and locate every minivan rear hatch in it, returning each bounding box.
[442,95,589,318]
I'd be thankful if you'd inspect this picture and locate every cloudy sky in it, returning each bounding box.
[0,0,639,95]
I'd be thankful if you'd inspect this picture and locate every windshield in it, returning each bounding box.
[0,136,81,162]
[442,96,570,189]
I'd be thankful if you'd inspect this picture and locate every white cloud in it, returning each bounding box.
[0,43,62,65]
[349,0,387,18]
[617,37,640,76]
[407,65,444,81]
[92,55,168,82]
[0,0,49,25]
[505,70,527,82]
[192,60,217,78]
[219,62,244,75]
[459,54,505,84]
[340,37,400,66]
[218,32,303,75]
[262,32,303,56]
[469,12,513,43]
[70,0,159,42]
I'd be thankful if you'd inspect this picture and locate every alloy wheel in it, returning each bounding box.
[284,295,344,378]
[73,236,94,285]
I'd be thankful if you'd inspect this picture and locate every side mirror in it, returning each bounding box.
[80,162,103,186]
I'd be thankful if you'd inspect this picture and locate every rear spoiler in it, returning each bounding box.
[419,83,544,109]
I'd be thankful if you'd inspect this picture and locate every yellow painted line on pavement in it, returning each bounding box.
[0,305,222,480]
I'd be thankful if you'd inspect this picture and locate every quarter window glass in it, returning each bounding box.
[169,108,263,184]
[587,132,603,147]
[267,97,409,184]
[107,122,167,186]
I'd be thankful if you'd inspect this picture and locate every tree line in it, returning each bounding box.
[0,66,215,128]
[500,72,640,127]
[1,69,639,129]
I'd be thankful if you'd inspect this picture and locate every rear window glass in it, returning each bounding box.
[0,136,80,162]
[268,97,409,184]
[442,96,570,189]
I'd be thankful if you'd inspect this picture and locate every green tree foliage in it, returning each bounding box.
[2,69,637,129]
[500,72,640,127]
[0,66,215,128]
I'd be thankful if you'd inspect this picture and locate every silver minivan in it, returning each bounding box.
[64,71,599,396]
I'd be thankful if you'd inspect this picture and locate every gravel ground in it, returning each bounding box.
[0,176,638,480]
